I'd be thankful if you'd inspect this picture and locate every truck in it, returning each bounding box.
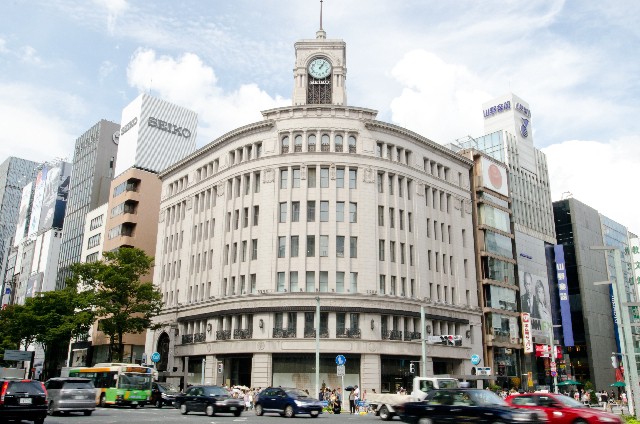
[366,376,459,420]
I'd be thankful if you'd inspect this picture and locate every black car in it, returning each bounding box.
[0,378,48,424]
[174,385,244,416]
[395,388,545,424]
[151,381,180,408]
[255,387,322,418]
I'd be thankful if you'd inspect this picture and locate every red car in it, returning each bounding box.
[505,392,622,424]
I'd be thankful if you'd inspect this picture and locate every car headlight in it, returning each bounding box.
[294,400,304,406]
[511,411,538,422]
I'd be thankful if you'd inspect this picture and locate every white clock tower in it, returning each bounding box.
[292,15,347,106]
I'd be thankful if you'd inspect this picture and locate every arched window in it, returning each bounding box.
[308,134,316,152]
[281,136,289,153]
[348,135,357,153]
[335,135,343,152]
[321,134,330,152]
[294,135,303,152]
[156,332,170,371]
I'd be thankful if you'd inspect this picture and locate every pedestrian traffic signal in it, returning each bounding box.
[217,362,224,373]
[611,355,618,368]
[409,363,415,374]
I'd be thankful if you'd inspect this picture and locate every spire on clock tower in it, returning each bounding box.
[292,1,347,106]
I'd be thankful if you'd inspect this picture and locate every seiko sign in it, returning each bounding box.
[120,117,138,136]
[483,101,511,118]
[148,117,191,137]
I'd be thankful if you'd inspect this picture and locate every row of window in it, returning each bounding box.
[111,199,137,217]
[226,206,259,231]
[108,223,134,240]
[281,133,357,154]
[89,214,104,230]
[279,201,357,223]
[376,172,414,199]
[377,275,415,297]
[222,240,259,264]
[377,207,413,231]
[166,174,189,197]
[276,271,358,293]
[279,166,357,189]
[112,178,139,197]
[276,235,358,258]
[377,240,415,265]
[376,142,412,165]
[87,234,101,249]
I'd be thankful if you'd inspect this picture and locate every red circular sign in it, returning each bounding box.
[488,164,503,190]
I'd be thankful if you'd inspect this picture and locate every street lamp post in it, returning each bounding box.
[592,246,640,418]
[315,296,320,401]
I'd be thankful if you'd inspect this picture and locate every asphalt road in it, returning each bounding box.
[39,406,382,424]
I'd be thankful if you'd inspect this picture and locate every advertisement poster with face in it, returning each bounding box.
[519,271,552,338]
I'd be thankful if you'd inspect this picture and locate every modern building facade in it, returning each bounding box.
[147,28,482,393]
[0,157,39,289]
[56,120,120,289]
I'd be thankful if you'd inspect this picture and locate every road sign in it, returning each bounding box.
[471,354,481,365]
[335,355,346,365]
[337,365,345,376]
[551,371,557,377]
[3,350,34,362]
[150,352,161,363]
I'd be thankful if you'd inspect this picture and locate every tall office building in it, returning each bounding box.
[0,157,39,289]
[146,26,481,391]
[56,120,120,289]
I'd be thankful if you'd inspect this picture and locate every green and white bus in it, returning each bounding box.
[68,363,154,407]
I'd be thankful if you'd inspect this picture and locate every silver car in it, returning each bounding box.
[45,377,96,416]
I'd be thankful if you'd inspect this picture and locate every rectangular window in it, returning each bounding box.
[388,175,394,194]
[391,276,396,295]
[377,172,384,193]
[398,177,404,197]
[379,275,386,294]
[254,171,261,192]
[336,313,346,334]
[320,235,329,257]
[306,235,315,257]
[279,202,287,223]
[290,271,299,292]
[336,236,345,257]
[243,207,249,227]
[278,236,286,258]
[336,202,344,222]
[379,240,385,261]
[390,241,396,262]
[251,274,256,293]
[291,236,299,257]
[319,271,328,292]
[399,210,404,230]
[408,212,413,232]
[349,202,357,223]
[336,168,345,188]
[320,167,329,188]
[410,245,414,266]
[320,201,329,221]
[349,169,357,189]
[378,206,384,226]
[277,272,286,292]
[234,210,239,229]
[389,208,395,228]
[292,201,300,222]
[308,167,316,188]
[293,168,301,188]
[253,206,259,225]
[251,239,258,260]
[350,237,357,258]
[244,174,250,195]
[306,271,315,292]
[242,241,247,262]
[280,169,288,189]
[307,201,316,222]
[336,272,345,293]
[350,272,358,293]
[400,242,405,264]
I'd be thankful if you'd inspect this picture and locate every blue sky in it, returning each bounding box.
[1,0,639,233]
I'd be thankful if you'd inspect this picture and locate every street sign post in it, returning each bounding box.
[335,355,346,411]
[337,365,345,376]
[335,355,346,365]
[150,352,161,363]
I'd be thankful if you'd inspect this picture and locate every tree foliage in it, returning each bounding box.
[70,247,162,362]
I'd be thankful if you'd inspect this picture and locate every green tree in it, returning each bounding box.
[70,247,163,362]
[0,304,36,366]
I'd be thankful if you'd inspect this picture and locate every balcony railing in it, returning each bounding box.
[308,145,316,152]
[336,328,361,339]
[281,146,289,153]
[193,332,206,343]
[348,145,356,153]
[321,144,330,152]
[382,330,403,340]
[273,327,297,338]
[404,331,421,341]
[234,328,253,339]
[294,145,302,152]
[335,144,343,152]
[304,328,329,338]
[181,334,193,344]
[216,330,231,340]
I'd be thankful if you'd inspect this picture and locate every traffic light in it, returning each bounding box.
[217,362,224,373]
[611,355,618,368]
[409,363,415,374]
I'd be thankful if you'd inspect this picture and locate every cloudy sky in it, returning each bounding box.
[1,0,639,233]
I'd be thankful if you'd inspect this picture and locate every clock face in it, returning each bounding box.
[308,58,332,79]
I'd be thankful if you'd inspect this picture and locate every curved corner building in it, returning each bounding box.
[147,27,483,393]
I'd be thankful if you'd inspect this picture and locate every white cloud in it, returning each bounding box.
[388,50,491,144]
[20,46,43,66]
[94,0,129,34]
[98,60,116,82]
[543,136,640,234]
[126,48,289,146]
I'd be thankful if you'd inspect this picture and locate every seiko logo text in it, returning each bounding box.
[148,117,192,137]
[515,102,532,118]
[483,101,511,118]
[120,117,138,136]
[309,80,330,85]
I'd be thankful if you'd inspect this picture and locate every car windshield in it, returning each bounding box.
[554,394,587,408]
[204,386,231,397]
[158,383,179,392]
[469,390,507,406]
[438,379,459,389]
[429,390,507,407]
[118,373,152,390]
[286,389,312,399]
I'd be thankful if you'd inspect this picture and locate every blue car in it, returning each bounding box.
[255,387,323,418]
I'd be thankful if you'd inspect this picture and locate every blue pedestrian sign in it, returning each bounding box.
[471,354,481,365]
[335,355,346,365]
[150,352,161,363]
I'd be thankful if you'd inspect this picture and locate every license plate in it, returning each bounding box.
[75,395,86,399]
[311,410,319,415]
[230,407,237,410]
[132,401,138,405]
[19,398,32,405]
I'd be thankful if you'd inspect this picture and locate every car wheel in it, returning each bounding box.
[34,418,45,424]
[180,403,188,415]
[100,393,108,408]
[311,413,319,418]
[48,401,58,416]
[379,405,393,421]
[130,404,139,408]
[206,404,216,416]
[418,419,433,424]
[573,420,588,424]
[234,410,242,417]
[84,410,93,416]
[255,404,264,416]
[155,399,163,408]
[285,405,295,418]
